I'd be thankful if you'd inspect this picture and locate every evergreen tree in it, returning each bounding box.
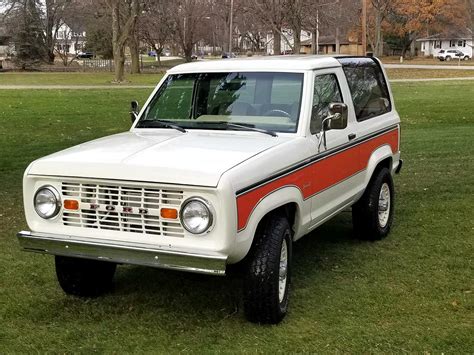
[12,0,47,69]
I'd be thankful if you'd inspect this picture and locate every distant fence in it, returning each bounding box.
[81,59,127,72]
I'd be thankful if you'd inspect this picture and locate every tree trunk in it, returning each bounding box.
[311,29,317,54]
[292,27,301,54]
[410,39,416,57]
[45,0,55,64]
[129,35,140,74]
[113,46,125,82]
[108,0,139,82]
[375,10,383,56]
[335,27,340,54]
[273,29,281,55]
[184,44,193,62]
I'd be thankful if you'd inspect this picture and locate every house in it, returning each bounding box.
[0,26,12,60]
[265,29,312,55]
[54,23,86,55]
[300,32,364,56]
[417,28,473,58]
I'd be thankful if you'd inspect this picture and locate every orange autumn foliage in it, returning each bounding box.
[387,0,470,38]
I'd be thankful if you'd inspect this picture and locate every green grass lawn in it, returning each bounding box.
[386,68,474,80]
[0,72,163,86]
[0,82,473,352]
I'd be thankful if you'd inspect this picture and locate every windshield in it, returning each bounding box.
[137,72,304,133]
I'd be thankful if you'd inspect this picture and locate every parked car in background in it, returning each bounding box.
[76,51,94,59]
[221,52,237,59]
[437,49,471,61]
[163,49,171,57]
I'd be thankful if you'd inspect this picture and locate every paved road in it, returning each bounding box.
[385,64,474,70]
[390,77,474,82]
[0,85,156,90]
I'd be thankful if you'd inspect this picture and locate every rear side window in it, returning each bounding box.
[338,58,391,121]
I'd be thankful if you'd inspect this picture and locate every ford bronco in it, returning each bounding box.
[18,56,402,324]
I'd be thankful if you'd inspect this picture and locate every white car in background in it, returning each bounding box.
[437,49,471,61]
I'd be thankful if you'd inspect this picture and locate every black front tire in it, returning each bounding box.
[352,167,394,241]
[243,213,292,324]
[55,256,116,297]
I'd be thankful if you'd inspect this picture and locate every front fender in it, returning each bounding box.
[228,186,303,263]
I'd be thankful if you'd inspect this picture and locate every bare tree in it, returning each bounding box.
[248,0,287,55]
[303,0,359,55]
[104,0,140,82]
[171,0,211,62]
[367,0,391,56]
[284,0,305,53]
[140,0,174,66]
[44,0,73,63]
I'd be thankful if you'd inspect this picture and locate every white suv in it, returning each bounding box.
[18,56,402,324]
[437,49,471,61]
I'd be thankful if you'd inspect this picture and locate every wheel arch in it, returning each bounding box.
[364,145,393,187]
[229,186,303,264]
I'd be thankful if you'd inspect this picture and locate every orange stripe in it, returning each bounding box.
[236,129,399,231]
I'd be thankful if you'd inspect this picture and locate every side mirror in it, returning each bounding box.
[324,102,348,131]
[130,100,139,123]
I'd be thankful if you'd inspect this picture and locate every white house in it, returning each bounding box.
[54,23,86,55]
[266,29,312,55]
[0,26,12,60]
[417,28,473,58]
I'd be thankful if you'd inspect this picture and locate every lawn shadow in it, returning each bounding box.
[105,211,362,320]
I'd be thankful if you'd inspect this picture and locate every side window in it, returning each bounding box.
[339,58,391,122]
[311,73,343,134]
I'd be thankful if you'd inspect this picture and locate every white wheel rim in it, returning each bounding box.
[278,238,288,303]
[378,183,391,228]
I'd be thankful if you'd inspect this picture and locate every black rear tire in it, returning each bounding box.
[352,167,394,240]
[243,213,292,324]
[55,256,116,297]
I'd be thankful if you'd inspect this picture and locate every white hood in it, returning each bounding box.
[28,130,289,187]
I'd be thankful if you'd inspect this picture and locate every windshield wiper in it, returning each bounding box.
[199,121,277,137]
[225,123,277,137]
[136,119,187,133]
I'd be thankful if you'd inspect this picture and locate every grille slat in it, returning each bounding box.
[61,181,184,238]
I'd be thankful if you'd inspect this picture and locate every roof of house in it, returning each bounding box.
[301,35,352,46]
[169,55,350,73]
[417,28,473,41]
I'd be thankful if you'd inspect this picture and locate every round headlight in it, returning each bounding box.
[34,186,61,219]
[180,198,213,234]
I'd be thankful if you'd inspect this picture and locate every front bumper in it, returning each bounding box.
[17,231,227,276]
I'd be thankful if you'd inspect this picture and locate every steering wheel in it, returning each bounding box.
[263,109,291,118]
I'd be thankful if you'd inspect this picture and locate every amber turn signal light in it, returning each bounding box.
[63,199,79,210]
[160,208,178,219]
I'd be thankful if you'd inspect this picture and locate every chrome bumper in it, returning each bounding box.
[17,231,227,276]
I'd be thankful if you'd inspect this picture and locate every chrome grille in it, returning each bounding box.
[61,181,185,237]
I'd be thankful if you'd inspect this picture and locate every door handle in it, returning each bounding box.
[348,133,356,141]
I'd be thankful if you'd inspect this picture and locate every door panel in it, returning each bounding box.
[308,70,360,223]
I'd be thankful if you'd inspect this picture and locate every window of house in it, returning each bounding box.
[450,40,456,47]
[310,74,343,134]
[434,41,441,49]
[338,58,391,122]
[458,40,465,47]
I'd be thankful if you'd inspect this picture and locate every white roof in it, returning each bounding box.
[168,55,343,74]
